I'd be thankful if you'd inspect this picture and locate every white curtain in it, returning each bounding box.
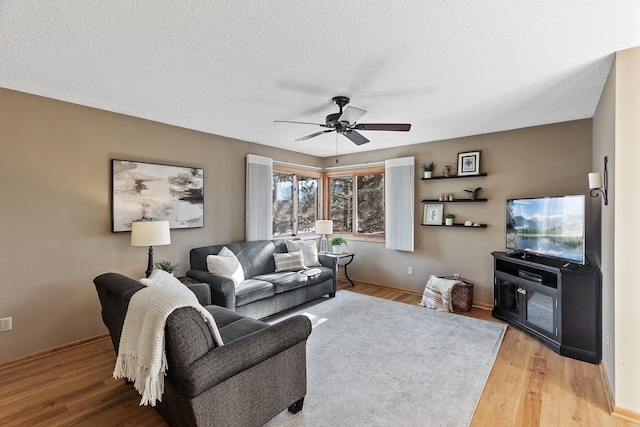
[385,157,415,251]
[246,154,273,241]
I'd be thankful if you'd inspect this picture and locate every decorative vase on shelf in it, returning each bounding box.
[445,217,454,226]
[464,187,481,200]
[332,245,343,254]
[423,171,432,179]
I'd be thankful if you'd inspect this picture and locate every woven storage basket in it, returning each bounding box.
[441,276,474,312]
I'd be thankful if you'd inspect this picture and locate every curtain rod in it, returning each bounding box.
[273,160,323,171]
[273,160,385,171]
[324,161,385,171]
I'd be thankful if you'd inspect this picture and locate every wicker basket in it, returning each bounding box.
[441,276,474,312]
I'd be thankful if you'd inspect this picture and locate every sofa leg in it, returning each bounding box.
[288,397,304,414]
[329,292,335,298]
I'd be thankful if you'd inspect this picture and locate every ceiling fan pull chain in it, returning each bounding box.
[336,132,339,164]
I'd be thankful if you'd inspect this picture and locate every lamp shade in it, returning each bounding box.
[588,172,602,190]
[131,221,171,247]
[315,220,333,235]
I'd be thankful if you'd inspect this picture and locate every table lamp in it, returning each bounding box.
[131,220,171,277]
[315,220,333,253]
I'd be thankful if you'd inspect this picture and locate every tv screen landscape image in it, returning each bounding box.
[506,195,585,264]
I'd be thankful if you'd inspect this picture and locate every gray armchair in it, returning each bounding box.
[94,272,312,427]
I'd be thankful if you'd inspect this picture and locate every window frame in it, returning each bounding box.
[323,166,385,243]
[272,165,322,238]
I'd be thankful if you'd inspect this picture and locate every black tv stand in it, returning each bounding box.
[491,251,601,364]
[506,250,530,260]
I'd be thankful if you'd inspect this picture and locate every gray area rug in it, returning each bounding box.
[265,291,506,427]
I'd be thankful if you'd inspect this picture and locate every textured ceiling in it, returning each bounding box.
[2,1,639,157]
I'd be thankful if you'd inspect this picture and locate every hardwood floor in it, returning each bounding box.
[0,281,633,426]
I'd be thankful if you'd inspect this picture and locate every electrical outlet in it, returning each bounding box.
[407,267,413,275]
[0,317,12,332]
[453,273,460,279]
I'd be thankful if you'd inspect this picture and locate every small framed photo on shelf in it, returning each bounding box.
[457,151,480,176]
[423,204,443,225]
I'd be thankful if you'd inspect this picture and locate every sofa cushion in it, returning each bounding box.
[205,304,248,329]
[206,247,245,285]
[235,279,275,307]
[219,317,269,342]
[236,240,278,278]
[285,239,321,267]
[253,272,309,294]
[273,251,306,272]
[304,266,334,285]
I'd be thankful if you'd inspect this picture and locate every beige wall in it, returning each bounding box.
[593,55,616,399]
[613,47,640,413]
[0,87,594,364]
[320,121,593,304]
[0,88,320,362]
[591,47,640,415]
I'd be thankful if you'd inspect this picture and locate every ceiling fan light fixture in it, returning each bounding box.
[276,95,411,145]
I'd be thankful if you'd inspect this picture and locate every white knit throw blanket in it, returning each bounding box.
[113,282,223,406]
[419,275,461,312]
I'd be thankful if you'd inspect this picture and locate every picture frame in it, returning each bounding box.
[457,151,480,176]
[423,204,444,225]
[111,159,204,232]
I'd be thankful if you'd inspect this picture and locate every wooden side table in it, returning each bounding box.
[325,252,355,286]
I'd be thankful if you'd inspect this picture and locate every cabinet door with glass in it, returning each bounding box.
[495,275,559,342]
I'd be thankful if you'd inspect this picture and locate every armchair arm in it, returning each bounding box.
[184,283,211,306]
[318,254,338,270]
[186,269,236,309]
[318,254,338,291]
[181,315,312,398]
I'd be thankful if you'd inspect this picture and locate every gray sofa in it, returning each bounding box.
[187,238,338,319]
[94,272,312,427]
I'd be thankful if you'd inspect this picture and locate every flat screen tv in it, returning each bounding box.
[506,195,585,265]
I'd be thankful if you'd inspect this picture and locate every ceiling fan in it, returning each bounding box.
[275,96,411,145]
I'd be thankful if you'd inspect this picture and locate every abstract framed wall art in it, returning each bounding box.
[111,159,204,232]
[457,151,480,176]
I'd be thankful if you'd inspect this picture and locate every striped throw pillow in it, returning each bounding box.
[273,251,306,272]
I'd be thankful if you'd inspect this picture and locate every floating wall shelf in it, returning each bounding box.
[420,223,488,228]
[421,173,487,181]
[421,199,487,203]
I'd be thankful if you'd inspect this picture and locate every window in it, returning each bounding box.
[272,167,320,237]
[325,167,385,241]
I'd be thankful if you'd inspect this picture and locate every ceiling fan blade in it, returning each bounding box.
[295,129,334,142]
[343,130,369,145]
[338,106,367,124]
[354,123,411,131]
[275,120,326,126]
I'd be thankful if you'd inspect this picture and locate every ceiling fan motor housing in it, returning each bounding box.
[326,112,343,129]
[327,96,351,131]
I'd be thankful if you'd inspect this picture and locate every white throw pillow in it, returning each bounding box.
[286,239,321,267]
[206,247,245,286]
[274,251,306,272]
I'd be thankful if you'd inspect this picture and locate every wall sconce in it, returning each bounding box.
[315,220,333,253]
[588,156,608,206]
[131,220,171,277]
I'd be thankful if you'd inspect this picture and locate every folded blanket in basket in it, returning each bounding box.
[419,275,462,312]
